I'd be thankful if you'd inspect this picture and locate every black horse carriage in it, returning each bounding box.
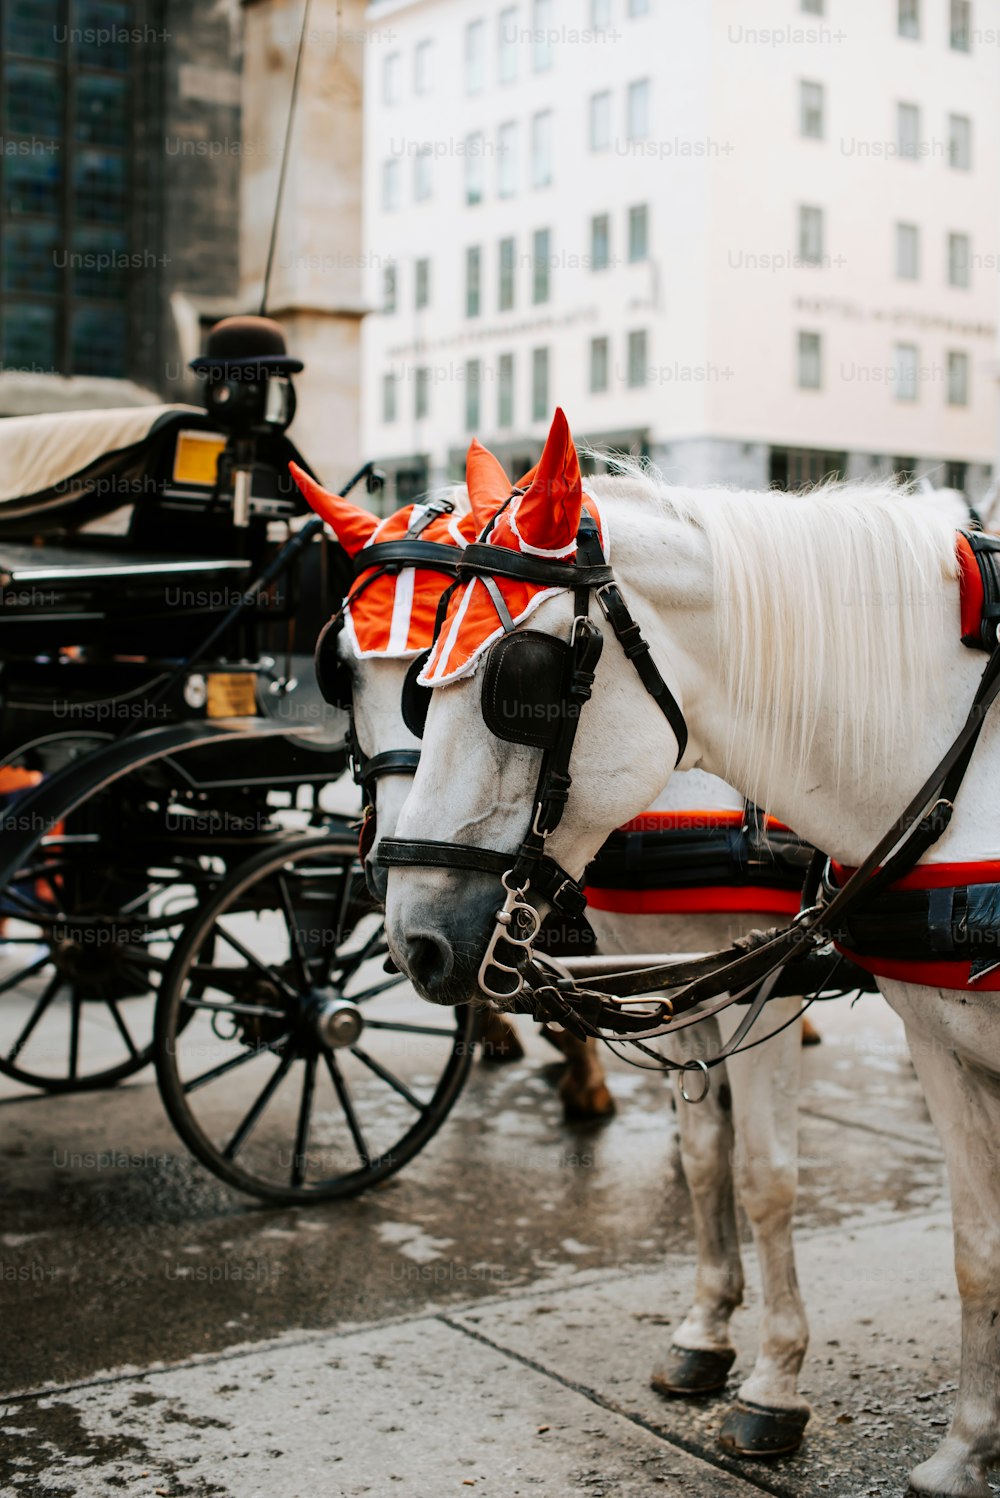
[0,318,475,1204]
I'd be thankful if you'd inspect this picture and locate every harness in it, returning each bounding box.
[380,512,1000,1055]
[314,497,461,813]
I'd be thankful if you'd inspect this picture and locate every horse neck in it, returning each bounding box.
[610,496,979,867]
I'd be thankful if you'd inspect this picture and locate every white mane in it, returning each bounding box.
[585,464,961,806]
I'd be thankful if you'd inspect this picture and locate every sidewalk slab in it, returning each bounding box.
[1,1316,769,1498]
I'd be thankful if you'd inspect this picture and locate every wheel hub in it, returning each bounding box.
[310,995,363,1049]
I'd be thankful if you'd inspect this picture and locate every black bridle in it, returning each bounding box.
[379,515,1000,1051]
[379,512,689,1004]
[314,497,461,814]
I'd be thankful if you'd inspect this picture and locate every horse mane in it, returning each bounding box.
[585,460,961,806]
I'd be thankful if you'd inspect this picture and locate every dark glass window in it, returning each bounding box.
[0,2,135,378]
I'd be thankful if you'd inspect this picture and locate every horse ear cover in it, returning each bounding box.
[289,462,379,556]
[512,408,583,555]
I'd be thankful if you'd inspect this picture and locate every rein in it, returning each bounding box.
[379,508,1000,1056]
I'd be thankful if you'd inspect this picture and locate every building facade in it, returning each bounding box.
[361,0,999,503]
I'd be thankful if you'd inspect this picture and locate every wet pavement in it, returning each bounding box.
[1,985,995,1497]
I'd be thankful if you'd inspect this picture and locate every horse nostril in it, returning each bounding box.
[405,930,454,994]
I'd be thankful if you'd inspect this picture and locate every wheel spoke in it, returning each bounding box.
[223,1053,295,1160]
[291,1053,318,1186]
[324,1052,371,1167]
[179,996,287,1020]
[213,924,300,1001]
[68,996,80,1079]
[0,952,50,999]
[182,1034,290,1095]
[350,1045,428,1112]
[6,970,61,1061]
[362,1019,458,1037]
[104,998,140,1058]
[277,873,312,988]
[345,976,408,1005]
[337,924,387,980]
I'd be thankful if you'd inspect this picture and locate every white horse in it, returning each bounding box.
[293,446,828,1452]
[384,410,1000,1495]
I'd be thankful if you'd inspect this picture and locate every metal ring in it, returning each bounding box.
[679,1059,711,1105]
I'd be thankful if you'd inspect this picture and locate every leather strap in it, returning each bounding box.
[378,836,588,917]
[355,539,462,576]
[460,543,614,590]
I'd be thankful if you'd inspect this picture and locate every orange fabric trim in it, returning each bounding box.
[834,944,1000,991]
[617,809,790,834]
[830,858,1000,892]
[584,885,803,915]
[956,532,983,642]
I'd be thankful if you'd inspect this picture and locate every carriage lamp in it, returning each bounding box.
[189,315,305,527]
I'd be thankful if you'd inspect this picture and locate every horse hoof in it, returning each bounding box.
[718,1400,809,1457]
[651,1345,736,1396]
[560,1081,616,1121]
[478,1012,525,1063]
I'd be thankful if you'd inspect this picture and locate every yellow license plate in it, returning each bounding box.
[206,672,257,718]
[173,430,226,487]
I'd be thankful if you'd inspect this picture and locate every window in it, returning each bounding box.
[499,237,516,310]
[896,223,920,280]
[465,20,485,93]
[592,0,612,25]
[414,39,433,93]
[801,0,823,11]
[465,133,485,205]
[532,347,549,419]
[498,353,514,426]
[415,258,430,309]
[948,232,971,287]
[414,148,432,202]
[627,330,647,388]
[590,91,611,152]
[383,264,397,312]
[466,246,482,316]
[0,17,136,379]
[415,366,430,420]
[531,110,553,187]
[897,103,921,159]
[497,121,517,197]
[944,459,968,489]
[629,0,650,13]
[499,7,518,82]
[770,448,846,489]
[797,330,822,389]
[627,79,650,141]
[898,0,919,38]
[947,350,969,406]
[382,372,397,423]
[628,204,649,262]
[382,159,401,211]
[798,205,824,265]
[894,343,919,401]
[950,0,972,50]
[383,53,401,104]
[590,336,609,393]
[533,0,553,70]
[591,214,611,271]
[800,81,824,139]
[465,360,481,430]
[949,113,972,170]
[532,228,551,303]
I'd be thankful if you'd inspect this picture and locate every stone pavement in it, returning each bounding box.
[1,990,995,1497]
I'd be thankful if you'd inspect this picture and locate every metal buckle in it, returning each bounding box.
[477,872,542,1002]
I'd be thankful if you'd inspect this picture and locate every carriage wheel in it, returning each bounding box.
[0,846,208,1093]
[154,834,476,1204]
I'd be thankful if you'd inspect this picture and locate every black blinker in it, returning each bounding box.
[401,650,432,739]
[481,631,573,748]
[314,616,352,711]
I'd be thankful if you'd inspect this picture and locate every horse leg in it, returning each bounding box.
[893,1013,1000,1498]
[478,1005,525,1062]
[716,994,811,1457]
[540,1026,615,1119]
[652,1016,745,1397]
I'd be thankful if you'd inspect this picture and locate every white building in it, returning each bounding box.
[361,0,999,504]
